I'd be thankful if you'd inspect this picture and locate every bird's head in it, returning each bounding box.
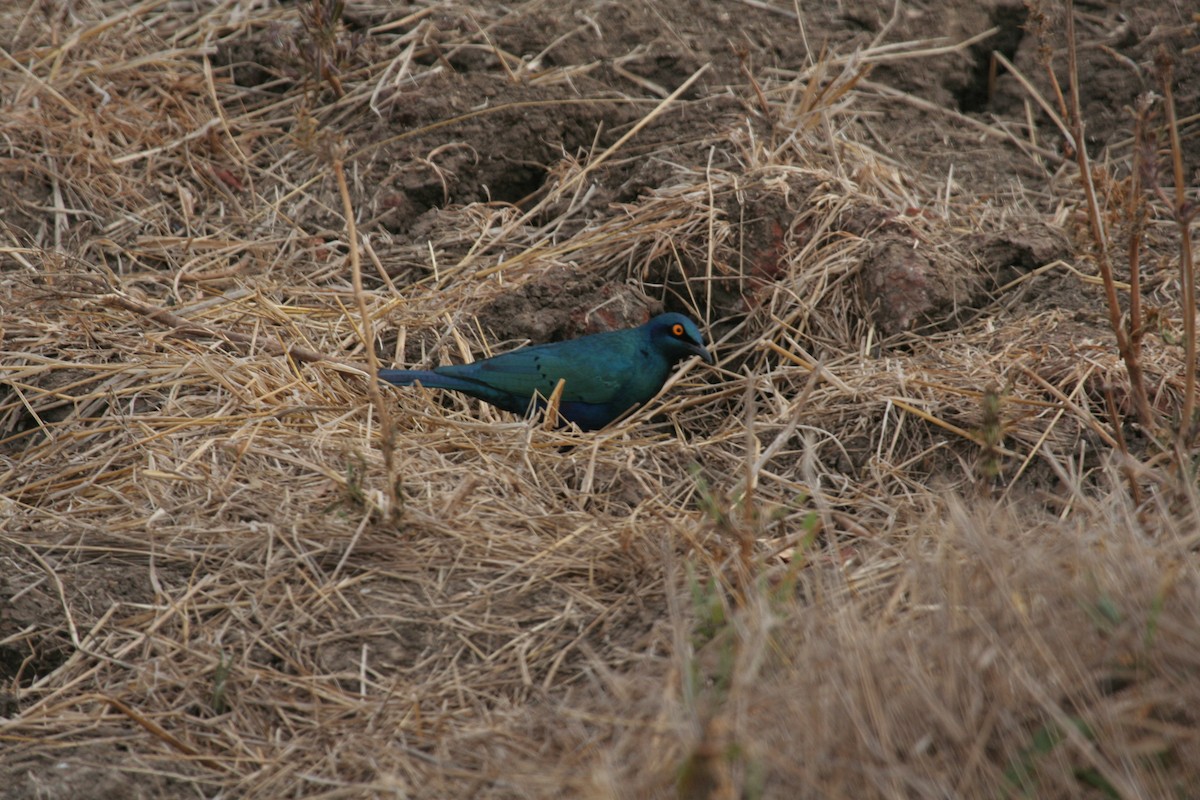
[648,313,714,366]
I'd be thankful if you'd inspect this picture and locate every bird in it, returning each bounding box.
[379,312,714,430]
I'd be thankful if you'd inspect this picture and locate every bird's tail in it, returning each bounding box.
[379,369,445,388]
[378,369,505,401]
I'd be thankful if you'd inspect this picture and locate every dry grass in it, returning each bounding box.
[2,1,1198,798]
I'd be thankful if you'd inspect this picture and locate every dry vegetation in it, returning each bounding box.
[2,1,1199,798]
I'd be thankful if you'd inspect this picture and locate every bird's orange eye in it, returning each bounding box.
[672,323,684,337]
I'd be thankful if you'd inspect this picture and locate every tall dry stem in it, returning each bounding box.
[1063,0,1155,436]
[1156,48,1198,448]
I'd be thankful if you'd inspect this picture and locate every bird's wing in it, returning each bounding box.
[441,337,630,406]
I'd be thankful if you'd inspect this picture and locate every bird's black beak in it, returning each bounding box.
[691,342,715,365]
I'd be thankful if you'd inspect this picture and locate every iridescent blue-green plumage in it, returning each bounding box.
[379,313,713,430]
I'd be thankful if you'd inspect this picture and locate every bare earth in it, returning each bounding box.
[2,1,1199,798]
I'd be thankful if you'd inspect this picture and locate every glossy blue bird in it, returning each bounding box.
[379,313,714,430]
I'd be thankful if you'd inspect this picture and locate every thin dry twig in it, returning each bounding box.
[1063,0,1155,435]
[1156,47,1197,446]
[334,151,401,519]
